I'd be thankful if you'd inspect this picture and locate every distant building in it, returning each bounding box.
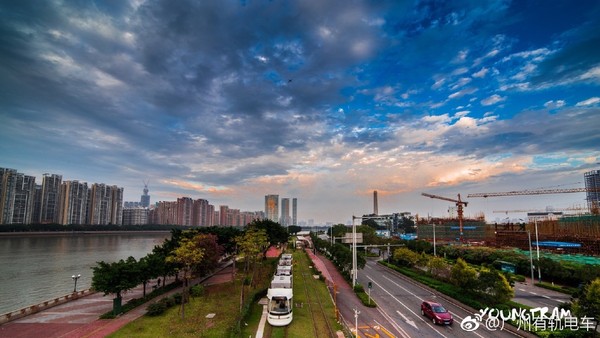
[292,198,297,226]
[87,183,123,225]
[12,173,36,224]
[122,207,148,225]
[140,182,150,208]
[280,198,290,226]
[584,169,600,213]
[265,194,279,223]
[58,180,88,225]
[39,173,62,224]
[0,168,18,224]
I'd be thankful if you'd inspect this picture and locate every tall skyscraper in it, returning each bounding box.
[265,194,279,223]
[280,198,290,226]
[292,198,297,226]
[140,181,150,208]
[584,169,600,213]
[39,173,62,224]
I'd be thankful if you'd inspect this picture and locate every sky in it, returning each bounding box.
[1,0,600,225]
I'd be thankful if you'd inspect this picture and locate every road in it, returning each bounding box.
[353,258,535,338]
[512,279,572,309]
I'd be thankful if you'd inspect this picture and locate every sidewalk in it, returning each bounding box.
[0,263,234,338]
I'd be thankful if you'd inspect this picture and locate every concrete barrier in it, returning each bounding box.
[0,289,95,325]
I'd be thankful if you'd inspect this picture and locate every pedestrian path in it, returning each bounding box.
[0,263,234,338]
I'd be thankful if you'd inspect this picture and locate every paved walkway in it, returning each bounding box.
[0,264,234,338]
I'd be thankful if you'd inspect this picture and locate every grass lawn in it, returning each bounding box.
[109,262,273,338]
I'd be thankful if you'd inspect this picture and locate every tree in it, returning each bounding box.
[91,256,140,315]
[393,247,420,267]
[474,268,514,304]
[361,218,379,229]
[167,236,205,319]
[428,256,450,280]
[235,227,269,309]
[246,219,288,245]
[288,225,302,235]
[450,258,478,289]
[138,254,160,297]
[192,233,223,276]
[573,278,600,333]
[235,228,269,272]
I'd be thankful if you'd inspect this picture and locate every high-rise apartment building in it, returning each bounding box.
[280,198,290,226]
[39,173,62,224]
[0,168,18,224]
[123,207,149,225]
[192,198,213,226]
[87,183,123,225]
[177,197,194,226]
[58,180,88,225]
[219,205,229,226]
[292,198,297,226]
[265,194,279,223]
[12,173,36,224]
[584,169,600,213]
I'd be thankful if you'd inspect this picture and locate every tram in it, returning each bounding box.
[266,287,293,326]
[267,253,294,326]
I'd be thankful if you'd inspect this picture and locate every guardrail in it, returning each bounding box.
[0,289,95,325]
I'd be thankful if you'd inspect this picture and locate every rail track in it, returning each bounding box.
[298,256,335,338]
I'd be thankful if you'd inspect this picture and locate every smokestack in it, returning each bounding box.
[374,190,378,215]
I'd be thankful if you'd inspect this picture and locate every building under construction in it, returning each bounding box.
[416,216,493,243]
[494,215,600,256]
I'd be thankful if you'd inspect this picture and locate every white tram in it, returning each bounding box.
[267,253,294,326]
[266,288,293,326]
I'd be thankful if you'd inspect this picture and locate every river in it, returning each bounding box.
[0,232,170,314]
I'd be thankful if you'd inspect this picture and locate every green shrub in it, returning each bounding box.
[190,284,204,297]
[172,293,182,304]
[160,296,176,308]
[146,301,167,316]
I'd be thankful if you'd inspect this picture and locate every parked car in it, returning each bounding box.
[421,301,453,325]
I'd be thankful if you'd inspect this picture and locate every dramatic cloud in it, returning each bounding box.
[1,0,599,224]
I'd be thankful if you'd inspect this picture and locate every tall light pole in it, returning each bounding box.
[72,274,81,293]
[534,218,541,282]
[352,216,358,288]
[433,221,437,257]
[527,231,534,284]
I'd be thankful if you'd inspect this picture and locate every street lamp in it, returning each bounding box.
[72,274,81,293]
[534,218,541,282]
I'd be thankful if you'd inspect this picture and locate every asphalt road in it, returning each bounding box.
[512,279,572,309]
[353,259,536,338]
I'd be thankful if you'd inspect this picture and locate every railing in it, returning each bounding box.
[0,289,95,325]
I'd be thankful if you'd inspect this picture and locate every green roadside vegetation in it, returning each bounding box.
[107,227,342,337]
[311,224,600,338]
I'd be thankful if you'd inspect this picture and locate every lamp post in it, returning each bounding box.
[527,231,534,284]
[72,274,81,293]
[534,218,541,282]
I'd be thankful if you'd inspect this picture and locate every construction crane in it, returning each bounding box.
[467,187,588,198]
[421,193,468,242]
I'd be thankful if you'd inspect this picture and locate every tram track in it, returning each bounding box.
[298,258,335,337]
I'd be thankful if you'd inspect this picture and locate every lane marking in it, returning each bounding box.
[396,310,417,329]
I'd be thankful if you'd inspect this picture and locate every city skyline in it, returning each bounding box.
[1,1,600,224]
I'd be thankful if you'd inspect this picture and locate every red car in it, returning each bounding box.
[421,301,453,325]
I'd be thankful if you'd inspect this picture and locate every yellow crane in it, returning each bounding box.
[421,193,468,242]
